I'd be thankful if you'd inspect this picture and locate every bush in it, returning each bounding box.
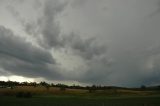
[88,88,96,93]
[16,92,23,98]
[16,92,32,98]
[24,92,32,98]
[141,85,146,90]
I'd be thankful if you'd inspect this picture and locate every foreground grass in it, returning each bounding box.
[1,86,160,106]
[1,95,160,106]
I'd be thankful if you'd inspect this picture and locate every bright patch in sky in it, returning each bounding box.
[0,75,34,82]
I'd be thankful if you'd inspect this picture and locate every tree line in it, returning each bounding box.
[0,80,160,91]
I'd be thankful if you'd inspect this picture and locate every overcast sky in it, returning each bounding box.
[0,0,160,87]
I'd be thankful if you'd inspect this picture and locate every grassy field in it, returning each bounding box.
[1,95,160,106]
[1,86,160,106]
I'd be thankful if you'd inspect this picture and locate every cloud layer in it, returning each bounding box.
[0,0,160,87]
[0,26,61,80]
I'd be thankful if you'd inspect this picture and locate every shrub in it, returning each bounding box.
[16,92,23,98]
[16,92,32,98]
[24,92,32,98]
[141,85,146,90]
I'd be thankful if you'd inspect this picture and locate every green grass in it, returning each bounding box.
[1,86,160,106]
[1,95,160,106]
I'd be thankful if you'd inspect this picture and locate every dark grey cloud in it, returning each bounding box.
[21,0,108,61]
[0,26,54,64]
[63,33,107,60]
[18,0,68,49]
[149,0,160,17]
[34,0,68,49]
[0,26,62,80]
[0,55,62,80]
[79,56,113,85]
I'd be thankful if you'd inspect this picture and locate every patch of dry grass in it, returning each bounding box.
[0,86,159,96]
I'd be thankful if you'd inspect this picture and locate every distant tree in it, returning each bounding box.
[40,81,47,86]
[30,82,37,87]
[88,85,97,93]
[46,85,50,90]
[157,86,160,90]
[56,83,68,87]
[141,85,146,90]
[40,81,50,90]
[51,83,55,87]
[22,82,28,86]
[7,80,17,89]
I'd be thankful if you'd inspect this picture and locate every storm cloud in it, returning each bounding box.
[0,26,61,80]
[0,0,160,87]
